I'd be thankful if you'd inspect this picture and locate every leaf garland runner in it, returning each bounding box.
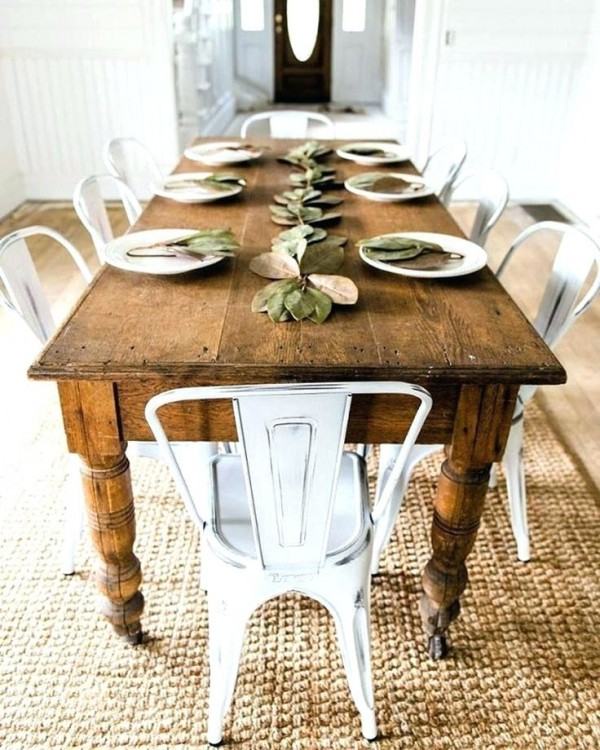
[251,141,358,324]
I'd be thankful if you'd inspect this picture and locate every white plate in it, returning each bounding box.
[184,141,263,166]
[345,172,435,202]
[154,172,243,203]
[336,141,410,166]
[358,232,487,279]
[104,228,226,276]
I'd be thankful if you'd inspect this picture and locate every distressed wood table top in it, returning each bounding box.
[29,139,565,387]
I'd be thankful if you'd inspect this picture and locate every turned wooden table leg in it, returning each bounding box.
[420,384,518,659]
[58,381,144,643]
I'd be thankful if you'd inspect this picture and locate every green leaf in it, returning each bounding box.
[283,288,317,321]
[171,228,239,256]
[299,243,344,275]
[267,290,291,322]
[251,279,298,312]
[322,234,347,246]
[358,235,444,261]
[306,288,333,324]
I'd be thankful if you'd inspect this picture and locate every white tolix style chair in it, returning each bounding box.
[103,137,163,201]
[448,170,509,247]
[0,226,218,575]
[240,110,335,139]
[73,174,142,261]
[372,222,600,568]
[145,381,432,744]
[423,140,467,205]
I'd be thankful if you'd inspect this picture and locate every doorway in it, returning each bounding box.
[274,0,332,103]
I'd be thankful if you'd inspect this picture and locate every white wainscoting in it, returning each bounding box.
[0,0,179,200]
[426,0,595,202]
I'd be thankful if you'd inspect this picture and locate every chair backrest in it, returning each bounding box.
[73,174,142,261]
[0,225,92,343]
[449,170,509,247]
[240,110,335,139]
[497,221,600,408]
[145,382,431,574]
[103,137,163,201]
[423,140,467,205]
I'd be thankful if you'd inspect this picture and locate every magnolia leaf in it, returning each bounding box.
[312,211,342,225]
[306,288,333,324]
[359,235,444,261]
[277,225,315,241]
[283,288,317,321]
[308,195,344,207]
[322,234,347,246]
[299,243,344,275]
[168,228,239,256]
[272,236,308,259]
[249,252,300,279]
[251,279,298,312]
[267,290,291,322]
[308,274,359,305]
[306,227,328,243]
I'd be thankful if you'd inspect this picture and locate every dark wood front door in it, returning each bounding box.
[274,0,332,103]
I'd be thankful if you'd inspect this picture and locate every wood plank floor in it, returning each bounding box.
[1,200,598,489]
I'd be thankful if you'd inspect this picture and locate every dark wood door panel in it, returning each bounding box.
[274,0,332,102]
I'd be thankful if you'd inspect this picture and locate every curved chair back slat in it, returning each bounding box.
[498,221,600,408]
[449,170,509,247]
[145,382,431,574]
[0,226,91,343]
[240,110,335,139]
[103,137,163,201]
[73,174,142,261]
[423,140,467,205]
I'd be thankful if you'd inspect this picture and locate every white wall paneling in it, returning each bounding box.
[382,0,415,141]
[0,0,179,200]
[233,0,274,104]
[0,70,25,217]
[416,0,596,202]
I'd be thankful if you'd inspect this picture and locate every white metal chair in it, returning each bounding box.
[448,170,509,247]
[240,110,335,139]
[372,221,600,568]
[146,381,432,744]
[103,137,163,201]
[0,226,218,575]
[73,174,142,261]
[423,140,467,205]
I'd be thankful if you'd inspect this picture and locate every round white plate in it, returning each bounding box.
[104,228,226,276]
[358,232,487,279]
[184,141,263,166]
[154,172,243,203]
[337,141,410,165]
[345,172,435,203]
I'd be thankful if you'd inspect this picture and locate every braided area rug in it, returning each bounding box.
[0,394,598,749]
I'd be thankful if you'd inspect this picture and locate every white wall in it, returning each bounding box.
[0,72,24,217]
[0,0,179,200]
[556,3,600,226]
[382,0,414,140]
[420,0,595,202]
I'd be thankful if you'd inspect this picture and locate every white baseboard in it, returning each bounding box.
[200,92,236,137]
[0,170,26,219]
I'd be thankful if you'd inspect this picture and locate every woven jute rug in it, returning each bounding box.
[0,395,598,750]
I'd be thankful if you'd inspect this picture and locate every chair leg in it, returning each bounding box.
[62,456,85,575]
[329,584,377,740]
[503,418,530,562]
[206,593,250,745]
[371,444,441,574]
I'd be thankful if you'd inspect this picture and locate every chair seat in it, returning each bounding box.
[208,452,369,561]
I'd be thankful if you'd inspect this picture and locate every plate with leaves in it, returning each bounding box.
[358,232,487,279]
[154,172,245,203]
[337,141,410,166]
[345,172,434,202]
[104,228,238,276]
[184,141,263,166]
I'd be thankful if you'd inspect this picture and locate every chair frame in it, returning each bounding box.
[449,170,509,247]
[146,381,431,744]
[240,110,335,139]
[73,173,142,261]
[103,137,163,200]
[423,140,467,204]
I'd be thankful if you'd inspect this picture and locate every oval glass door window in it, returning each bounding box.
[286,0,320,62]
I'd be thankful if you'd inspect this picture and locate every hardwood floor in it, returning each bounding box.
[1,200,598,489]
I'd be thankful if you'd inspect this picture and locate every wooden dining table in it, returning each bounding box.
[29,138,565,658]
